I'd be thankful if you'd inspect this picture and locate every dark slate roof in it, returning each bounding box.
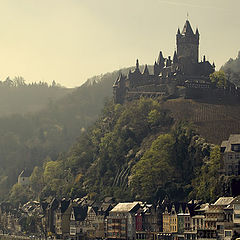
[143,65,149,75]
[182,20,194,35]
[72,206,88,221]
[99,203,113,213]
[157,51,164,65]
[60,199,70,213]
[163,202,197,216]
[104,197,115,203]
[49,198,59,210]
[40,201,48,212]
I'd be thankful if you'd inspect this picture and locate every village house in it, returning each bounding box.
[94,202,113,239]
[2,195,240,240]
[69,205,88,240]
[223,196,240,240]
[55,199,71,239]
[106,202,141,240]
[221,134,240,176]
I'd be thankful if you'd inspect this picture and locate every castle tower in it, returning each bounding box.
[176,20,199,64]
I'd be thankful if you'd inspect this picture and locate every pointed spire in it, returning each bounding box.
[136,59,139,70]
[157,51,164,65]
[143,64,149,75]
[166,56,172,67]
[113,74,121,86]
[154,61,159,76]
[213,62,216,68]
[173,51,178,64]
[182,20,194,35]
[203,55,206,62]
[196,28,199,35]
[177,28,180,35]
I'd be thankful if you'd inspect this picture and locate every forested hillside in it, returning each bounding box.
[1,56,240,205]
[0,70,128,200]
[8,98,228,205]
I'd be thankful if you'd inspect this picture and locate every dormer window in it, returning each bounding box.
[231,144,240,152]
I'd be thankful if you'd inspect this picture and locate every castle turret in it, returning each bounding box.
[113,73,126,104]
[134,59,141,74]
[173,51,178,64]
[143,64,149,75]
[166,56,172,67]
[176,20,199,63]
[157,51,165,69]
[154,61,159,76]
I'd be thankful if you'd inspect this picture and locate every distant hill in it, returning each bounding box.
[0,68,134,199]
[0,78,72,117]
[221,51,240,86]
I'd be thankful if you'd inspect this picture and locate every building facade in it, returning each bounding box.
[221,134,240,176]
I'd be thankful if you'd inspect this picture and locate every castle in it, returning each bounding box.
[113,20,221,104]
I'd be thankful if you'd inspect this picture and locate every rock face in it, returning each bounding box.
[113,20,217,104]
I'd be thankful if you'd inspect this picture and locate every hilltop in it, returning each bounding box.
[8,96,240,205]
[1,55,240,204]
[0,78,72,117]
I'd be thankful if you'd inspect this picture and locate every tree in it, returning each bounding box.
[131,134,175,201]
[210,70,227,88]
[29,166,44,197]
[191,145,222,202]
[9,183,33,205]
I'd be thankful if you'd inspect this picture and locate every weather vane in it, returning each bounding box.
[187,12,189,20]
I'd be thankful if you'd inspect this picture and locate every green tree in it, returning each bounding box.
[131,134,175,201]
[191,145,222,202]
[9,183,33,205]
[210,70,227,88]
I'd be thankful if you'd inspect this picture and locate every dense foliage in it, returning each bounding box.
[0,70,130,201]
[210,70,227,88]
[7,97,225,205]
[2,59,240,205]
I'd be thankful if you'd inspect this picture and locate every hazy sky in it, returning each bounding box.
[0,0,239,87]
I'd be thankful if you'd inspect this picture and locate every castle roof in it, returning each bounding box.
[182,20,194,35]
[157,51,164,65]
[143,65,149,75]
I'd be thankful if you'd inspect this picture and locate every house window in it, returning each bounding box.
[234,214,240,219]
[234,204,240,210]
[225,231,232,237]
